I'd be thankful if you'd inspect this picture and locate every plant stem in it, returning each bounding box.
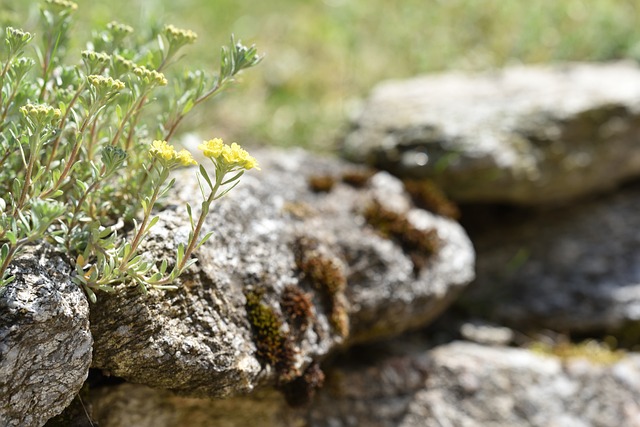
[117,167,167,272]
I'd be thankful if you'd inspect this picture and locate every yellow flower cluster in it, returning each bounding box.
[149,140,196,167]
[20,103,62,124]
[198,138,259,170]
[88,75,126,91]
[164,24,197,45]
[133,66,168,87]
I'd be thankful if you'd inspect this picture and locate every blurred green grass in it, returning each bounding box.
[3,0,640,151]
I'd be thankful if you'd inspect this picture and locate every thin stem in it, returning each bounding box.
[14,133,40,213]
[65,164,107,248]
[179,186,216,271]
[0,53,15,108]
[150,168,222,286]
[110,94,147,147]
[0,244,17,280]
[41,107,97,198]
[44,82,85,171]
[0,147,14,170]
[162,78,226,142]
[117,168,167,272]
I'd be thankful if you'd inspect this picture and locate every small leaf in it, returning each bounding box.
[197,231,214,248]
[5,231,17,246]
[221,170,244,185]
[186,203,194,230]
[199,165,213,189]
[159,259,168,274]
[147,215,159,232]
[181,98,194,115]
[176,242,185,265]
[84,286,97,303]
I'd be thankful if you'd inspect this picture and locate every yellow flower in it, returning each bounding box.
[224,142,260,170]
[198,138,225,159]
[149,140,196,167]
[198,138,259,170]
[149,140,176,161]
[176,149,197,166]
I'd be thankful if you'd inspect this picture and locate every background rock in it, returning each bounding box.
[89,148,475,397]
[343,61,640,205]
[459,182,640,338]
[312,339,640,427]
[0,245,92,427]
[87,338,640,427]
[89,385,294,427]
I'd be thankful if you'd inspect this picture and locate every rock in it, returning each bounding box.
[0,245,92,427]
[312,340,640,427]
[460,182,640,336]
[88,385,295,427]
[86,339,640,427]
[89,148,475,398]
[343,61,640,205]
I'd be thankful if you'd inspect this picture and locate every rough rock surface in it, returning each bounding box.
[89,385,292,427]
[460,181,640,335]
[343,61,640,205]
[0,245,92,427]
[305,341,640,427]
[89,148,475,397]
[87,340,640,427]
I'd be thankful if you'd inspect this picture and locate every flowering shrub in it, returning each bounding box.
[0,0,261,301]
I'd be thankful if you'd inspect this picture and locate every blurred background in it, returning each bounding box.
[3,0,640,152]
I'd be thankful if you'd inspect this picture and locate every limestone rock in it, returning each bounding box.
[87,340,640,427]
[89,148,475,397]
[311,340,640,427]
[0,245,92,427]
[461,181,640,335]
[343,61,640,205]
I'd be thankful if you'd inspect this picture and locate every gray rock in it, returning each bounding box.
[87,340,640,427]
[0,245,92,427]
[89,148,475,397]
[310,340,640,427]
[343,61,640,205]
[462,182,640,334]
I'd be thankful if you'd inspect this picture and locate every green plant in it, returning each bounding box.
[0,0,261,301]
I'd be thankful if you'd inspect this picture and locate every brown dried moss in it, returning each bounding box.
[341,169,375,188]
[403,178,460,220]
[281,285,314,334]
[308,175,336,193]
[294,236,349,338]
[364,199,440,274]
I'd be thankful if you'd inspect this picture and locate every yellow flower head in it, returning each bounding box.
[198,138,225,159]
[198,138,259,170]
[176,149,197,166]
[149,140,196,167]
[149,140,177,161]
